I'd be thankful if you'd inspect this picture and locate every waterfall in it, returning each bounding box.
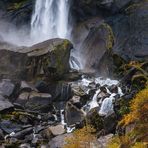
[31,0,70,43]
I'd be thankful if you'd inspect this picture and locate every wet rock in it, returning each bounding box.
[71,83,86,97]
[0,79,15,97]
[48,125,65,136]
[109,85,118,94]
[0,95,14,112]
[65,102,84,126]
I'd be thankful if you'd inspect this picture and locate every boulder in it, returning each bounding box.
[0,49,28,80]
[25,91,52,112]
[0,79,15,97]
[0,95,13,112]
[16,90,52,112]
[27,38,72,78]
[0,38,73,80]
[78,23,114,76]
[65,102,84,126]
[48,125,65,136]
[104,112,117,134]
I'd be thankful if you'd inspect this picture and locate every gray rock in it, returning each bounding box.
[65,102,84,126]
[48,133,72,148]
[0,79,15,97]
[0,95,13,112]
[0,38,72,80]
[16,91,52,112]
[48,125,65,136]
[20,81,38,92]
[97,134,113,148]
[25,91,52,112]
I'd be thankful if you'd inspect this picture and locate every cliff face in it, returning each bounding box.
[71,0,148,74]
[0,0,34,26]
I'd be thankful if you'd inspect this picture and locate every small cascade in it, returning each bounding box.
[99,93,116,116]
[89,89,100,110]
[77,75,124,116]
[60,110,75,133]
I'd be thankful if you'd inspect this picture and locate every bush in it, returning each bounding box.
[64,125,98,148]
[108,87,148,147]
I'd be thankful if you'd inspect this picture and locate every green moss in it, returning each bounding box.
[86,109,104,131]
[7,0,29,10]
[100,23,114,50]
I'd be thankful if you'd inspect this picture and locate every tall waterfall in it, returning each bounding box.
[31,0,71,43]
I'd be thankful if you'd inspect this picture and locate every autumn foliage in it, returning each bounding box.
[64,125,98,148]
[108,87,148,147]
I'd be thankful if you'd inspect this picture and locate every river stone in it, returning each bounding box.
[48,125,65,136]
[0,95,13,112]
[0,79,15,97]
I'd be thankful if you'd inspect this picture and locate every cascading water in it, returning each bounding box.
[31,0,71,44]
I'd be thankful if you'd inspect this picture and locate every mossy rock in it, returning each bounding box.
[86,108,104,131]
[26,38,73,80]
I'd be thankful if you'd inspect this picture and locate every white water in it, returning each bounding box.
[79,76,123,116]
[89,89,100,109]
[99,93,116,116]
[31,0,71,44]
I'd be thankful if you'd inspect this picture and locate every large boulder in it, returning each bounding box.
[0,49,28,80]
[0,38,73,80]
[77,23,114,76]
